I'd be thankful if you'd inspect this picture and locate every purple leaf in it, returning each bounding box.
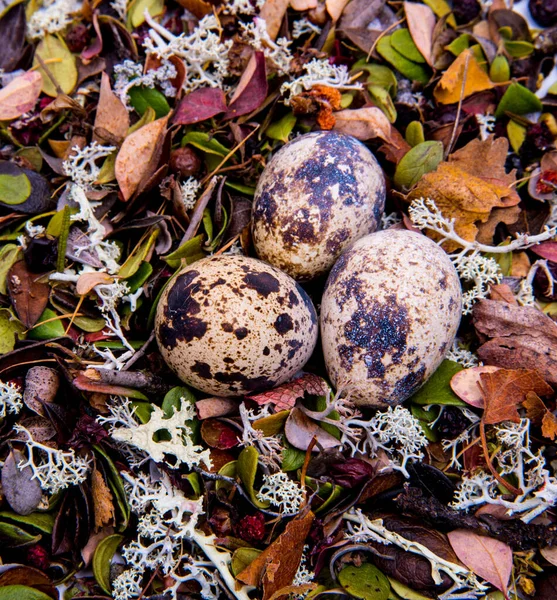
[172,88,228,124]
[223,52,267,120]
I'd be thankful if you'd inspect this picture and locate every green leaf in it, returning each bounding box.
[315,395,341,440]
[367,85,397,123]
[224,181,256,195]
[128,86,171,119]
[0,308,25,353]
[0,245,21,294]
[393,141,443,190]
[405,121,425,147]
[128,106,156,134]
[490,56,511,83]
[161,386,199,436]
[504,40,534,59]
[411,360,465,406]
[315,482,343,513]
[282,444,306,471]
[182,131,230,156]
[71,316,106,333]
[363,64,398,96]
[0,511,55,534]
[507,119,527,153]
[118,229,159,279]
[232,548,262,576]
[55,205,71,272]
[184,472,201,496]
[27,308,64,341]
[376,36,430,85]
[125,261,153,293]
[266,112,297,143]
[411,405,438,442]
[446,34,471,56]
[0,168,31,205]
[388,578,432,600]
[93,445,130,530]
[202,207,213,242]
[163,234,205,269]
[0,586,53,600]
[391,29,426,63]
[0,522,41,548]
[216,460,237,493]
[127,0,163,27]
[46,205,77,238]
[93,534,124,594]
[33,34,77,97]
[237,446,270,509]
[495,82,543,118]
[338,563,391,600]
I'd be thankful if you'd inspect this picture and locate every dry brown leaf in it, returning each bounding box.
[522,391,547,424]
[404,1,436,66]
[236,510,314,600]
[91,467,115,530]
[475,205,521,245]
[332,106,391,140]
[290,0,317,9]
[434,50,494,105]
[473,299,557,385]
[488,284,518,305]
[0,71,43,121]
[479,368,553,425]
[247,373,329,410]
[75,272,113,295]
[259,0,290,40]
[326,0,350,22]
[175,0,212,17]
[542,411,557,441]
[115,115,168,201]
[93,72,129,145]
[7,261,50,329]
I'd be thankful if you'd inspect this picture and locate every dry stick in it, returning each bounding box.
[83,361,167,393]
[179,176,220,246]
[34,54,65,97]
[479,420,522,496]
[122,329,156,371]
[446,52,471,159]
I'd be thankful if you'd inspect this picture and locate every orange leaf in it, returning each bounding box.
[479,368,553,425]
[91,467,115,530]
[76,272,114,296]
[236,510,314,600]
[93,72,130,145]
[0,71,43,121]
[115,115,168,201]
[522,391,547,425]
[542,411,557,441]
[434,50,494,105]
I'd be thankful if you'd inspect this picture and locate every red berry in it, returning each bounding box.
[236,513,266,543]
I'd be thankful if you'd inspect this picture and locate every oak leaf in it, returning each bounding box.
[479,368,553,425]
[236,509,314,600]
[434,50,494,105]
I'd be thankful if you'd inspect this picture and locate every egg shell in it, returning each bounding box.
[252,131,386,281]
[320,230,462,407]
[155,255,318,397]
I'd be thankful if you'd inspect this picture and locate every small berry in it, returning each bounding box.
[236,512,265,544]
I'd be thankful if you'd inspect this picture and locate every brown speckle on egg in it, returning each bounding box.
[320,230,462,407]
[155,255,318,397]
[252,131,386,281]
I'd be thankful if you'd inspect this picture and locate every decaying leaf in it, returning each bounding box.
[0,71,43,121]
[285,407,341,451]
[338,0,397,54]
[448,530,512,594]
[434,50,494,105]
[236,509,314,600]
[479,368,552,425]
[93,73,130,145]
[91,467,115,530]
[326,0,350,22]
[332,106,391,141]
[7,261,50,329]
[24,366,60,415]
[115,115,169,201]
[473,299,557,385]
[259,0,289,40]
[247,374,329,410]
[1,449,43,516]
[404,2,436,66]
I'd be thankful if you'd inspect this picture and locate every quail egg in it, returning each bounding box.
[155,255,318,396]
[320,230,462,407]
[252,131,386,281]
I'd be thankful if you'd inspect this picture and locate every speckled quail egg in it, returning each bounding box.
[252,131,386,281]
[155,255,318,397]
[320,230,462,407]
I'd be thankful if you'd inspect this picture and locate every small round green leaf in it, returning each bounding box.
[93,534,124,594]
[394,141,443,190]
[338,563,391,600]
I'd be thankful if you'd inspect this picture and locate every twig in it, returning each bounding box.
[122,329,156,371]
[179,176,220,246]
[479,420,522,496]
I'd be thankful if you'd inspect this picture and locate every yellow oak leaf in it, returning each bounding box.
[434,49,494,105]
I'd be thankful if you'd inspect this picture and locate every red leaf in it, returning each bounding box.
[172,87,228,124]
[531,241,557,263]
[224,52,267,119]
[247,373,329,410]
[200,419,239,449]
[448,530,512,594]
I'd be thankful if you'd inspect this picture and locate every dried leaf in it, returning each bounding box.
[473,299,557,385]
[338,0,397,54]
[236,509,314,600]
[75,272,114,295]
[447,530,512,594]
[434,50,494,105]
[259,0,289,40]
[326,0,350,22]
[224,52,268,119]
[93,73,130,145]
[195,397,237,420]
[0,71,43,121]
[531,241,557,263]
[172,88,228,125]
[0,3,27,73]
[285,407,341,451]
[115,115,168,201]
[449,365,500,407]
[522,391,547,425]
[247,374,329,410]
[1,449,43,516]
[542,411,557,441]
[332,106,391,141]
[91,467,115,530]
[24,366,60,416]
[479,368,553,425]
[7,261,50,329]
[404,2,436,66]
[540,546,557,567]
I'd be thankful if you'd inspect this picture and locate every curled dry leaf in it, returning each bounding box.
[285,407,341,451]
[404,1,436,66]
[332,106,391,141]
[0,71,43,121]
[433,50,494,105]
[473,299,557,384]
[75,272,114,296]
[224,52,268,119]
[447,530,512,595]
[115,115,169,201]
[450,365,500,407]
[93,73,130,145]
[91,467,115,530]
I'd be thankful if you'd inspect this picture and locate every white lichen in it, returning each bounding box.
[292,17,322,39]
[14,424,90,494]
[257,471,304,514]
[180,176,201,211]
[0,381,23,419]
[240,18,293,75]
[27,0,82,40]
[113,59,178,109]
[63,142,116,189]
[446,339,480,368]
[222,0,265,15]
[238,402,284,468]
[476,114,496,141]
